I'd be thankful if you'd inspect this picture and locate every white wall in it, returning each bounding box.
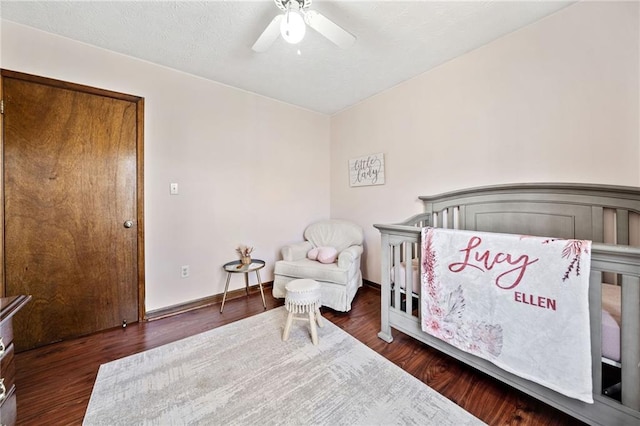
[1,21,331,311]
[330,1,640,284]
[3,1,639,305]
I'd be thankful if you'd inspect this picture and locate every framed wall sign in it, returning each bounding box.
[349,153,385,187]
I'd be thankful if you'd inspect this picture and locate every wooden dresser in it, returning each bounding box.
[0,295,31,426]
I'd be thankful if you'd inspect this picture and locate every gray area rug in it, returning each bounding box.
[84,307,484,425]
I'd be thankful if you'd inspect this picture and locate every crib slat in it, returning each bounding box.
[393,244,402,314]
[616,209,630,285]
[440,209,448,228]
[589,271,603,396]
[404,242,416,315]
[593,206,605,243]
[621,274,640,410]
[404,242,414,314]
[617,209,630,246]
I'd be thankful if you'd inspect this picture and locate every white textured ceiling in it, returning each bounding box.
[0,1,574,115]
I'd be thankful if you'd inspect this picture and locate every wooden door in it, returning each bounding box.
[1,71,144,351]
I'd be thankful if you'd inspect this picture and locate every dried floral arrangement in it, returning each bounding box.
[236,245,254,258]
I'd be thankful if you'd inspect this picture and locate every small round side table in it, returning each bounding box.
[220,259,267,313]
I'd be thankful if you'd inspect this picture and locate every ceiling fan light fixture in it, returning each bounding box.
[280,9,306,44]
[252,0,355,53]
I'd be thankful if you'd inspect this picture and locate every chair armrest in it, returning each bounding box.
[338,245,363,268]
[281,241,314,261]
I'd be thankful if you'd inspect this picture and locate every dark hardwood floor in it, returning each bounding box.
[15,285,584,425]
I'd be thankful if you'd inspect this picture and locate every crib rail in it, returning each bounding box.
[374,219,640,425]
[591,245,640,412]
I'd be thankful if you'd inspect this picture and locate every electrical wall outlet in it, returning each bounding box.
[181,265,190,278]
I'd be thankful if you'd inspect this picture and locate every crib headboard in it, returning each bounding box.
[420,183,640,244]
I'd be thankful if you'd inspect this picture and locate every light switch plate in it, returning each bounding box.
[170,183,179,195]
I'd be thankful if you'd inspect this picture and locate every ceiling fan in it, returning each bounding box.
[252,0,356,52]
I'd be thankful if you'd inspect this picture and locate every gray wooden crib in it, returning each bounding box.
[374,183,640,426]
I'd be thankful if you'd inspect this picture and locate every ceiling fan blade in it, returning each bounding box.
[304,10,355,49]
[252,14,283,52]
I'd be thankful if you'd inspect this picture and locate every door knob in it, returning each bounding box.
[124,220,134,228]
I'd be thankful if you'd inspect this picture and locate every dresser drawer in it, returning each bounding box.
[0,317,14,350]
[0,385,17,426]
[0,295,30,426]
[0,343,15,397]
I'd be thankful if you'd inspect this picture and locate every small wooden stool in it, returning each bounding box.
[282,279,323,345]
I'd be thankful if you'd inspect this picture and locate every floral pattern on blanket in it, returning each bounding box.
[525,237,590,282]
[421,230,503,358]
[550,239,590,282]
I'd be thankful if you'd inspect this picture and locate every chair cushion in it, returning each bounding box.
[274,259,350,285]
[307,246,338,264]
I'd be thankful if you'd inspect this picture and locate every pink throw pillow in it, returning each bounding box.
[307,246,338,264]
[307,247,319,260]
[317,246,338,264]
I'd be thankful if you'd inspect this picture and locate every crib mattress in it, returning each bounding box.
[602,283,621,363]
[391,259,420,294]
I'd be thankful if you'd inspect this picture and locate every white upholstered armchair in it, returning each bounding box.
[273,220,364,312]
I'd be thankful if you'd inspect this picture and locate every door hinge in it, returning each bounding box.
[0,100,4,114]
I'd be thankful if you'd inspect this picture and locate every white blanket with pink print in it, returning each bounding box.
[420,227,593,403]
